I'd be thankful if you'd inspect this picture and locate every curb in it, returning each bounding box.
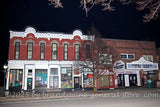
[0,89,160,102]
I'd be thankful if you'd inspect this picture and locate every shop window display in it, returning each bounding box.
[35,69,47,87]
[61,67,72,88]
[83,68,93,88]
[99,76,109,87]
[9,69,23,87]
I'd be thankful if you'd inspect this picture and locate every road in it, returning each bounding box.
[0,95,160,107]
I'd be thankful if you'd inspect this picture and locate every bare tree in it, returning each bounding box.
[121,0,160,22]
[48,0,160,22]
[136,0,160,22]
[73,25,116,93]
[48,0,63,8]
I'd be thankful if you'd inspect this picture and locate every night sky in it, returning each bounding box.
[0,0,160,69]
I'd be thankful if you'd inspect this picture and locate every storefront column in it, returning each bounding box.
[32,69,35,90]
[6,69,10,90]
[159,71,160,80]
[137,71,141,86]
[58,66,61,89]
[47,67,50,89]
[82,72,83,88]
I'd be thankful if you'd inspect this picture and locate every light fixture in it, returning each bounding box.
[3,64,8,70]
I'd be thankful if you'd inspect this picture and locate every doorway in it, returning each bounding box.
[74,77,80,88]
[118,74,125,87]
[129,74,137,86]
[27,78,32,90]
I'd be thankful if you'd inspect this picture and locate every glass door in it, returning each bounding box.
[118,74,125,87]
[27,78,32,90]
[129,74,137,86]
[74,77,80,88]
[49,68,59,89]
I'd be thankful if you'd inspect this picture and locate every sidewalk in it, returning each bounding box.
[0,87,160,102]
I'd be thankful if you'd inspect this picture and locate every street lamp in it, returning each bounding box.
[3,63,8,97]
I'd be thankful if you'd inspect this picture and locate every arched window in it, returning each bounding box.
[63,42,69,60]
[27,42,33,60]
[14,40,21,60]
[51,40,59,60]
[52,43,57,60]
[39,41,46,60]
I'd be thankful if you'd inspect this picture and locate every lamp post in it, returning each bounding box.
[3,64,8,97]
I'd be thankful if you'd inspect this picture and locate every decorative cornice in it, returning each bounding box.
[8,60,74,65]
[10,27,95,41]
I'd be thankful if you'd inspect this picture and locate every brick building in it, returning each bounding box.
[6,27,159,92]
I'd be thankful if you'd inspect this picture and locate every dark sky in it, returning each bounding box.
[0,0,160,69]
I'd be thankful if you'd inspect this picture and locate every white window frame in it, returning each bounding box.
[120,54,135,60]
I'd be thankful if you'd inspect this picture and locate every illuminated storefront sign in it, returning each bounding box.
[126,57,159,70]
[127,63,158,69]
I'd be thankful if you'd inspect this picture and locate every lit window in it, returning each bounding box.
[40,43,45,60]
[75,44,80,60]
[27,42,33,60]
[15,42,20,60]
[64,44,68,60]
[61,67,72,88]
[9,69,23,87]
[52,43,57,60]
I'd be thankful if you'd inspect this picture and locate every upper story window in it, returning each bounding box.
[143,55,153,62]
[40,43,45,60]
[27,42,33,60]
[52,43,57,60]
[86,44,91,59]
[99,54,112,65]
[64,44,68,60]
[75,44,80,60]
[120,54,135,60]
[15,42,20,60]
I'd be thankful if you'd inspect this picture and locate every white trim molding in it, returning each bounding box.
[10,27,95,41]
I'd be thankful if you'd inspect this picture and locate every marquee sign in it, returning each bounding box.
[127,63,158,70]
[126,57,158,70]
[113,60,125,71]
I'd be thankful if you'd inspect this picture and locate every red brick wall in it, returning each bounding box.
[8,34,88,61]
[8,33,157,63]
[102,39,157,63]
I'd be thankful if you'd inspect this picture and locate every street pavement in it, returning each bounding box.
[0,87,160,102]
[0,94,160,107]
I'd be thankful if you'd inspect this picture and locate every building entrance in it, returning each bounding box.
[27,78,32,90]
[118,74,137,87]
[74,77,80,88]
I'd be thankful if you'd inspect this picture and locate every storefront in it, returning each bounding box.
[61,67,72,88]
[83,68,93,89]
[127,57,159,87]
[6,61,76,91]
[96,70,115,89]
[35,69,47,88]
[117,70,138,87]
[73,68,82,89]
[114,57,159,88]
